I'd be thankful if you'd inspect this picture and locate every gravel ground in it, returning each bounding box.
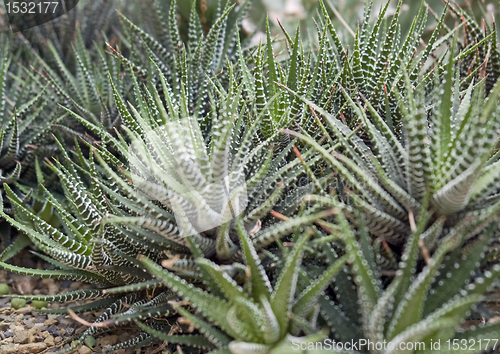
[0,250,165,354]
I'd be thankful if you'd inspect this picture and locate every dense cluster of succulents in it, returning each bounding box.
[0,0,500,353]
[0,33,68,245]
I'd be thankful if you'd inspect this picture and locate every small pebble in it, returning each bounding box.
[34,316,47,323]
[61,280,73,289]
[40,279,58,295]
[78,345,92,354]
[2,337,14,344]
[57,315,73,327]
[4,331,13,338]
[34,323,47,332]
[0,283,9,295]
[14,330,30,344]
[31,301,48,310]
[44,319,58,326]
[69,282,83,290]
[10,298,26,310]
[84,336,96,348]
[23,319,35,328]
[34,324,47,332]
[25,343,48,353]
[44,335,55,346]
[65,327,75,336]
[28,328,37,343]
[47,325,61,336]
[118,333,129,341]
[16,306,33,315]
[100,334,119,347]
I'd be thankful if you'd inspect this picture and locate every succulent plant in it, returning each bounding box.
[0,36,68,245]
[446,1,500,94]
[2,0,122,63]
[136,223,348,354]
[0,51,323,351]
[107,0,251,121]
[306,206,500,354]
[0,1,499,354]
[34,32,124,136]
[284,36,500,252]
